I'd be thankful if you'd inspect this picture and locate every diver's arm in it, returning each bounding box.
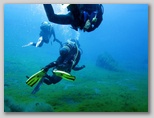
[55,39,63,48]
[52,26,56,39]
[43,61,57,72]
[51,26,63,47]
[43,4,73,25]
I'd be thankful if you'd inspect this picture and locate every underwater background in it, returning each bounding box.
[4,4,148,112]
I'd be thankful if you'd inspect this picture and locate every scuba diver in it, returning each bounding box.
[22,21,63,48]
[26,39,85,94]
[43,4,104,32]
[43,39,85,85]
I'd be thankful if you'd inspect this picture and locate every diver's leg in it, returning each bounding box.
[43,75,53,85]
[43,4,73,24]
[43,75,62,85]
[54,38,63,47]
[22,42,36,47]
[31,77,45,94]
[52,76,62,84]
[36,36,43,47]
[43,4,55,22]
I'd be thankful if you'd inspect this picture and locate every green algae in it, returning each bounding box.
[4,62,148,112]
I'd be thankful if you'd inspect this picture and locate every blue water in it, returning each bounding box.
[4,4,148,112]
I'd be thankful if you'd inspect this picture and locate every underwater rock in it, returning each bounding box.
[4,96,24,112]
[25,102,54,112]
[4,96,54,112]
[96,53,119,71]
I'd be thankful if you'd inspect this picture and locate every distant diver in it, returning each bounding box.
[43,4,104,32]
[22,21,62,48]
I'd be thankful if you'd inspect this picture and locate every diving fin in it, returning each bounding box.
[22,42,34,47]
[31,77,45,94]
[26,69,46,87]
[53,69,76,81]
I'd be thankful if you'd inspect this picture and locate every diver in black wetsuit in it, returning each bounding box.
[22,21,62,48]
[42,39,85,85]
[43,4,104,32]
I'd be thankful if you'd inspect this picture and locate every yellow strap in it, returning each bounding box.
[71,42,79,69]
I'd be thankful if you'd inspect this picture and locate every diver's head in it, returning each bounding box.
[69,39,80,47]
[60,39,80,56]
[60,39,75,56]
[40,21,51,31]
[60,46,70,56]
[42,21,48,25]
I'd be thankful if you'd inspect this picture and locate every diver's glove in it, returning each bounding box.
[72,65,85,71]
[84,20,91,30]
[42,61,57,72]
[42,67,49,73]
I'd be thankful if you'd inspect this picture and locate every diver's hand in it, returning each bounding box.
[42,67,49,72]
[84,20,91,30]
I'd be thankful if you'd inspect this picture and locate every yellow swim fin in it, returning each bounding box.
[26,69,46,87]
[53,69,76,81]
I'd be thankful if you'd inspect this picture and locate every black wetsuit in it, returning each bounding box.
[43,41,84,85]
[43,4,104,32]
